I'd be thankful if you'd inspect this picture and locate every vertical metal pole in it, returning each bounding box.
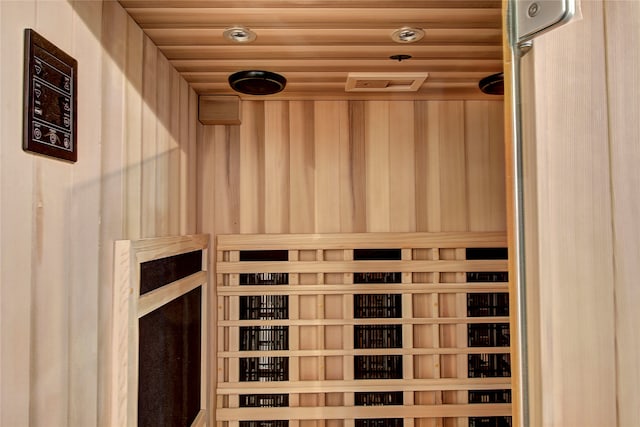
[507,2,531,426]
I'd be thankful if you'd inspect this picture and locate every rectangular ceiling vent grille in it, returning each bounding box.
[345,72,428,92]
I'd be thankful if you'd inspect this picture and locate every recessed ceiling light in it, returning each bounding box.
[223,26,257,43]
[391,27,425,43]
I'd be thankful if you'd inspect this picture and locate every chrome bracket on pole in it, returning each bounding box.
[516,0,577,43]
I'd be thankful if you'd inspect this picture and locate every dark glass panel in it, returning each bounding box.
[138,286,201,427]
[140,250,201,295]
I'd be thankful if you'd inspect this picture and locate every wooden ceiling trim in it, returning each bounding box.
[145,28,503,46]
[126,8,502,29]
[119,0,501,8]
[159,45,503,60]
[185,88,499,101]
[181,71,495,84]
[190,81,482,92]
[170,58,503,73]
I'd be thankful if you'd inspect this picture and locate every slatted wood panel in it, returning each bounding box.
[216,232,511,427]
[0,1,199,426]
[198,100,506,236]
[117,0,503,100]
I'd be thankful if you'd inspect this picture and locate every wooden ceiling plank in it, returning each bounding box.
[186,87,499,101]
[170,58,503,73]
[181,71,496,83]
[126,8,501,29]
[144,28,503,46]
[159,44,503,60]
[119,0,501,9]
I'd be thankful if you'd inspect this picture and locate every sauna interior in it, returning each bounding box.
[3,1,508,427]
[4,0,638,426]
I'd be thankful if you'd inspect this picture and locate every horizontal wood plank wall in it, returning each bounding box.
[0,1,199,426]
[199,100,505,236]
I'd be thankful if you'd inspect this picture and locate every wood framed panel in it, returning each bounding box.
[216,232,510,427]
[112,234,209,427]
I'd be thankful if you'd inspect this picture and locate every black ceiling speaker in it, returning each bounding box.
[228,70,287,95]
[479,72,504,95]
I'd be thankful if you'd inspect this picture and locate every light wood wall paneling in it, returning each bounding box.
[124,13,144,240]
[215,125,241,235]
[69,3,105,415]
[335,100,356,232]
[528,1,617,425]
[240,101,266,233]
[314,101,343,233]
[0,2,36,425]
[604,2,640,425]
[289,100,316,233]
[389,101,417,232]
[31,2,75,425]
[198,124,215,237]
[465,101,505,232]
[346,101,367,233]
[168,68,182,236]
[423,103,445,231]
[201,100,506,236]
[438,101,468,232]
[100,4,130,425]
[141,35,158,238]
[413,101,432,233]
[265,101,291,233]
[155,51,171,236]
[179,78,190,234]
[364,101,391,232]
[187,87,199,234]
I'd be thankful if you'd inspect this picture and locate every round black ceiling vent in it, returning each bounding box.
[228,70,287,95]
[479,72,504,95]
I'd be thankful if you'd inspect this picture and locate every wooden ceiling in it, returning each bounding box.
[118,0,504,100]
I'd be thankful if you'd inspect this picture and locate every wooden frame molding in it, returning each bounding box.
[112,234,210,427]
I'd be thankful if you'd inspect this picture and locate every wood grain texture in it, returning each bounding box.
[0,2,36,426]
[117,1,504,100]
[604,2,640,425]
[523,1,618,425]
[203,100,505,237]
[30,2,74,424]
[1,1,200,426]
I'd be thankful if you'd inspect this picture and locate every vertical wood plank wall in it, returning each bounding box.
[198,99,507,424]
[198,100,506,237]
[0,1,198,426]
[520,0,640,425]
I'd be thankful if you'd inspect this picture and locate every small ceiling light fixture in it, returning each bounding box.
[223,26,257,43]
[391,26,425,43]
